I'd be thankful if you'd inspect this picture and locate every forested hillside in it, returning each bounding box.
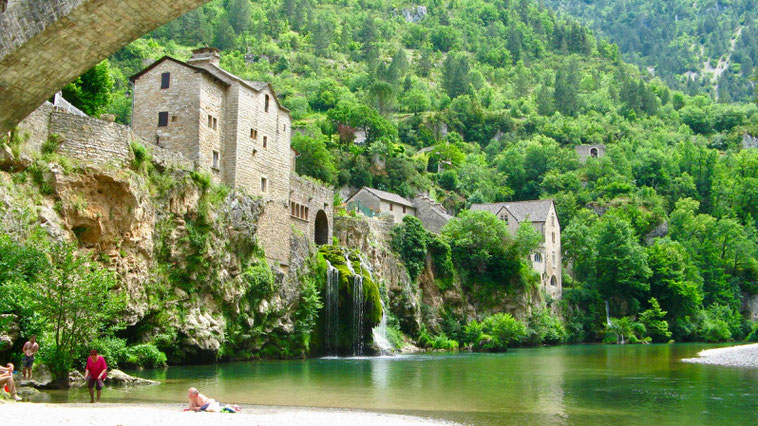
[542,0,758,102]
[54,0,758,344]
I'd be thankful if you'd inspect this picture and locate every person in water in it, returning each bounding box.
[185,387,241,413]
[84,349,108,403]
[21,336,39,380]
[0,363,22,401]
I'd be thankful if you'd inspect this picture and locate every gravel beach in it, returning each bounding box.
[681,343,758,367]
[0,403,456,425]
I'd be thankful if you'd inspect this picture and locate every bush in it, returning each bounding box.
[130,141,152,172]
[464,313,527,351]
[391,215,429,281]
[525,308,568,345]
[41,134,62,155]
[417,326,459,350]
[89,337,130,368]
[126,344,167,368]
[639,298,672,342]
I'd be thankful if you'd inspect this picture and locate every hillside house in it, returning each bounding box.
[471,200,562,300]
[130,48,333,268]
[346,187,416,223]
[575,144,606,163]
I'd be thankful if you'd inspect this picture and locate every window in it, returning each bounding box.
[300,205,305,218]
[534,253,542,262]
[552,232,555,243]
[1,1,8,13]
[260,177,267,193]
[264,95,270,112]
[283,124,287,132]
[403,206,406,213]
[212,151,219,170]
[551,214,555,226]
[171,116,177,122]
[263,136,268,148]
[552,251,556,265]
[158,111,168,127]
[389,204,393,212]
[291,202,296,216]
[160,72,170,89]
[305,207,309,220]
[212,117,217,130]
[207,115,213,128]
[250,129,257,139]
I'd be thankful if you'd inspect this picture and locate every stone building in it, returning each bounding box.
[575,144,606,163]
[471,200,562,300]
[346,187,416,223]
[412,194,453,234]
[130,48,333,269]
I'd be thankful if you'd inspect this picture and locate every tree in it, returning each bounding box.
[367,81,396,116]
[213,16,237,50]
[228,0,251,34]
[402,89,431,114]
[593,213,651,315]
[442,52,471,99]
[646,239,702,322]
[291,130,337,184]
[639,298,672,342]
[4,240,125,386]
[62,60,114,117]
[392,216,429,281]
[554,59,580,116]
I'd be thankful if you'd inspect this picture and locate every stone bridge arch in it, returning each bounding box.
[0,0,213,133]
[315,210,329,246]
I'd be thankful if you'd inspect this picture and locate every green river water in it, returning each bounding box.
[36,344,758,424]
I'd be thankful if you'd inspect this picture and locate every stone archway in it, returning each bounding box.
[590,147,598,157]
[550,275,557,286]
[315,210,329,245]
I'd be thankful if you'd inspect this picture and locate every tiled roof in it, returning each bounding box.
[470,199,554,223]
[350,187,415,208]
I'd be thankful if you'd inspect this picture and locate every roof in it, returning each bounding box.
[348,187,415,208]
[129,56,230,87]
[470,199,555,223]
[129,56,290,113]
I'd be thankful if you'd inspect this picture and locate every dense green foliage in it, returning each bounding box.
[0,234,127,385]
[54,0,758,347]
[542,0,758,102]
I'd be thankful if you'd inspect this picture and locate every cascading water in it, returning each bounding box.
[372,300,393,355]
[352,271,364,355]
[324,260,340,355]
[605,300,611,326]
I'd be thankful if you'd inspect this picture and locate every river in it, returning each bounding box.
[36,344,758,424]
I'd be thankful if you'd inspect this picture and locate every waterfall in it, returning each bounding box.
[352,269,364,355]
[325,260,340,355]
[605,300,611,327]
[372,299,393,355]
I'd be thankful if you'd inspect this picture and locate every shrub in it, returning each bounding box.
[391,215,429,281]
[126,344,167,368]
[417,326,459,350]
[41,134,62,155]
[464,313,527,351]
[525,308,568,345]
[88,337,130,369]
[130,141,152,173]
[639,298,672,342]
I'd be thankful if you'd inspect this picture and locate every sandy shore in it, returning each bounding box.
[0,402,456,425]
[681,343,758,368]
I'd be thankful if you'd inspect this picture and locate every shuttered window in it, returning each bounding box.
[161,72,170,89]
[158,111,168,127]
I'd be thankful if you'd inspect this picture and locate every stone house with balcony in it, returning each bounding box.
[471,200,562,300]
[130,48,332,269]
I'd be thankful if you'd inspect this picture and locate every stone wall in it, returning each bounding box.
[412,195,452,234]
[289,175,334,246]
[575,144,606,163]
[16,104,193,170]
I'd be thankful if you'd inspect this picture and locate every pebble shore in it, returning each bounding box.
[681,343,758,367]
[0,402,456,425]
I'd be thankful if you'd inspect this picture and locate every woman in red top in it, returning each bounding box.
[84,349,107,403]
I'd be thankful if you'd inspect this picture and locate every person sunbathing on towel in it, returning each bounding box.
[186,387,240,413]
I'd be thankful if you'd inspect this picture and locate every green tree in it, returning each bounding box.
[442,52,471,99]
[291,130,337,184]
[554,59,580,116]
[638,298,672,342]
[62,60,114,117]
[228,0,251,34]
[392,216,429,281]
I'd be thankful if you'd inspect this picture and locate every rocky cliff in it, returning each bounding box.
[0,140,317,362]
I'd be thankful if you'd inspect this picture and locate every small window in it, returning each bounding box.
[551,215,555,226]
[261,177,267,193]
[552,251,556,265]
[161,72,170,89]
[534,253,542,262]
[403,206,406,214]
[158,111,168,127]
[207,115,213,128]
[283,124,287,132]
[291,202,296,216]
[389,204,393,212]
[171,116,177,122]
[250,129,257,139]
[305,207,309,220]
[264,95,270,112]
[552,232,555,243]
[212,117,218,130]
[212,151,219,170]
[263,136,268,148]
[1,0,7,13]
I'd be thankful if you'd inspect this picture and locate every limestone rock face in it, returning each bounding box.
[0,314,19,353]
[335,215,423,335]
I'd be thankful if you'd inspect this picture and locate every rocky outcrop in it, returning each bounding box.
[107,369,159,386]
[0,314,19,353]
[335,215,423,335]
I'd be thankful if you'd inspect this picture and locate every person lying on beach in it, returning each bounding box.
[185,387,241,413]
[0,363,23,401]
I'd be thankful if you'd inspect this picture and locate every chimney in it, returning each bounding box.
[188,47,220,68]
